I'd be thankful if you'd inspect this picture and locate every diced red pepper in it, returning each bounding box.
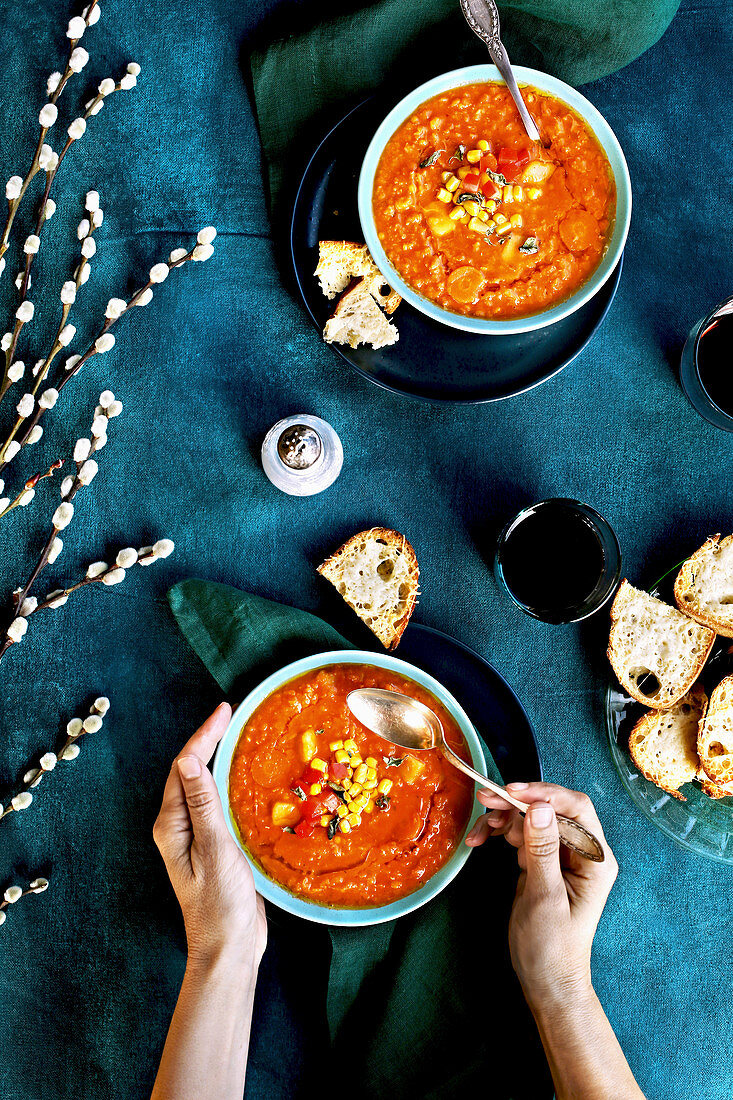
[462,173,480,192]
[301,765,324,786]
[330,761,349,781]
[496,146,530,181]
[294,818,315,838]
[479,152,498,174]
[480,178,501,201]
[321,790,341,815]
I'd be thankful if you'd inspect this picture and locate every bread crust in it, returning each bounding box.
[673,534,733,638]
[607,580,715,709]
[698,673,733,789]
[628,684,708,801]
[315,240,401,314]
[318,527,419,650]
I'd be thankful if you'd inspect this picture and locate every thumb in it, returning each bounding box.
[522,802,564,896]
[177,755,229,844]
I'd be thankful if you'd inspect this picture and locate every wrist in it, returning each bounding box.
[186,939,262,989]
[521,967,595,1020]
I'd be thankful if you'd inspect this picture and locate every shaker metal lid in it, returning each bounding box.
[277,424,323,470]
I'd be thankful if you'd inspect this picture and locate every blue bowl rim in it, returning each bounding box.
[357,64,632,336]
[212,649,487,927]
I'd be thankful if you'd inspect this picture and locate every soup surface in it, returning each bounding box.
[229,664,474,907]
[372,82,616,319]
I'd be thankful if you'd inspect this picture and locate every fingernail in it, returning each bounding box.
[507,781,529,790]
[529,802,554,828]
[178,755,201,780]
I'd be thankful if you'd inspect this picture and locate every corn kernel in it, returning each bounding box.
[366,765,377,779]
[527,187,541,200]
[363,800,374,814]
[365,757,378,769]
[513,186,523,201]
[502,185,514,203]
[457,167,470,179]
[462,200,481,217]
[448,206,467,221]
[468,216,489,234]
[477,209,489,222]
[377,779,393,795]
[339,820,352,833]
[466,148,482,163]
[347,812,360,827]
[344,739,358,753]
[477,139,490,152]
[337,804,348,818]
[437,188,452,203]
[309,783,322,796]
[311,758,327,773]
[342,777,352,790]
[320,814,330,828]
[353,764,368,784]
[441,171,451,181]
[350,755,362,768]
[485,200,497,213]
[329,740,344,751]
[510,214,523,228]
[395,198,410,212]
[363,778,378,790]
[335,749,349,764]
[486,219,497,230]
[349,783,362,798]
[445,174,460,192]
[300,729,317,763]
[495,213,508,225]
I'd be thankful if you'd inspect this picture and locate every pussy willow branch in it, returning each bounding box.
[0,697,109,824]
[0,459,62,522]
[0,879,49,926]
[1,68,136,396]
[0,243,202,476]
[0,1,100,262]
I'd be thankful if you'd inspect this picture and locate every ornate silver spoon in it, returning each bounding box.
[460,0,544,145]
[347,687,605,862]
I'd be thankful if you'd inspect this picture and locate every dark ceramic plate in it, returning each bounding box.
[605,564,733,864]
[389,621,541,783]
[291,97,623,404]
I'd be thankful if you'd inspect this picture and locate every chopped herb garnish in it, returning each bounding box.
[328,783,348,802]
[282,826,296,834]
[454,191,482,205]
[326,816,340,840]
[485,168,508,186]
[449,144,466,163]
[375,794,391,811]
[291,785,307,801]
[316,729,324,735]
[519,236,540,254]
[419,149,443,168]
[384,757,403,768]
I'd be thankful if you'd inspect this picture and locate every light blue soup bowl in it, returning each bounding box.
[212,650,486,927]
[358,64,632,336]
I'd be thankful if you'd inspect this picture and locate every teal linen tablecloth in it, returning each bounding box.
[0,2,732,1099]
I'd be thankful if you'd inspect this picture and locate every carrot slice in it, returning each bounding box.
[446,266,485,305]
[559,209,599,252]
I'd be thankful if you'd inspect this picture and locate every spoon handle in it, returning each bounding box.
[441,743,605,862]
[484,39,542,144]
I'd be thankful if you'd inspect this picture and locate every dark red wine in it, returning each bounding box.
[498,502,605,617]
[698,314,733,415]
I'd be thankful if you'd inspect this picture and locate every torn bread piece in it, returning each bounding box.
[607,580,715,709]
[698,674,733,791]
[317,528,418,650]
[674,534,733,638]
[628,684,707,801]
[323,278,399,350]
[315,241,401,313]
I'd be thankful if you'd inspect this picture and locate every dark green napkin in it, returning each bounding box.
[249,0,681,212]
[168,579,549,1098]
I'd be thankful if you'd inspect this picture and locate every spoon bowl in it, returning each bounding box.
[348,687,605,862]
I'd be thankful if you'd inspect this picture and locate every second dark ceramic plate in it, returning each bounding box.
[291,97,623,404]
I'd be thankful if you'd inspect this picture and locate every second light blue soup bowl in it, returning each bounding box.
[212,650,486,927]
[358,65,632,336]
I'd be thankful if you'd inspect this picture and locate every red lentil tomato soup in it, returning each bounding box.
[372,82,616,320]
[229,664,474,908]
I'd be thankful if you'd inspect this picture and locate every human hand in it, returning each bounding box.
[466,782,618,1007]
[153,702,267,969]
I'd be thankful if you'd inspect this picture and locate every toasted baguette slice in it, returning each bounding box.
[697,768,733,800]
[628,684,707,801]
[674,534,733,638]
[698,674,733,789]
[317,528,418,650]
[608,580,715,709]
[323,278,399,350]
[315,241,401,313]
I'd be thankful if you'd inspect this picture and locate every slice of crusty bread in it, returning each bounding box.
[315,241,401,313]
[697,768,733,800]
[674,534,733,638]
[698,674,733,789]
[608,580,715,709]
[317,528,418,650]
[323,278,399,350]
[628,684,707,801]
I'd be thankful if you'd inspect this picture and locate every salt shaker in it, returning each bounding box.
[261,414,343,496]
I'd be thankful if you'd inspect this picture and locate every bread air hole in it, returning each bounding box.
[377,560,394,579]
[630,668,661,698]
[709,741,726,758]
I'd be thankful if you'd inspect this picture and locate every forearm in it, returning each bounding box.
[151,947,260,1100]
[528,982,646,1100]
